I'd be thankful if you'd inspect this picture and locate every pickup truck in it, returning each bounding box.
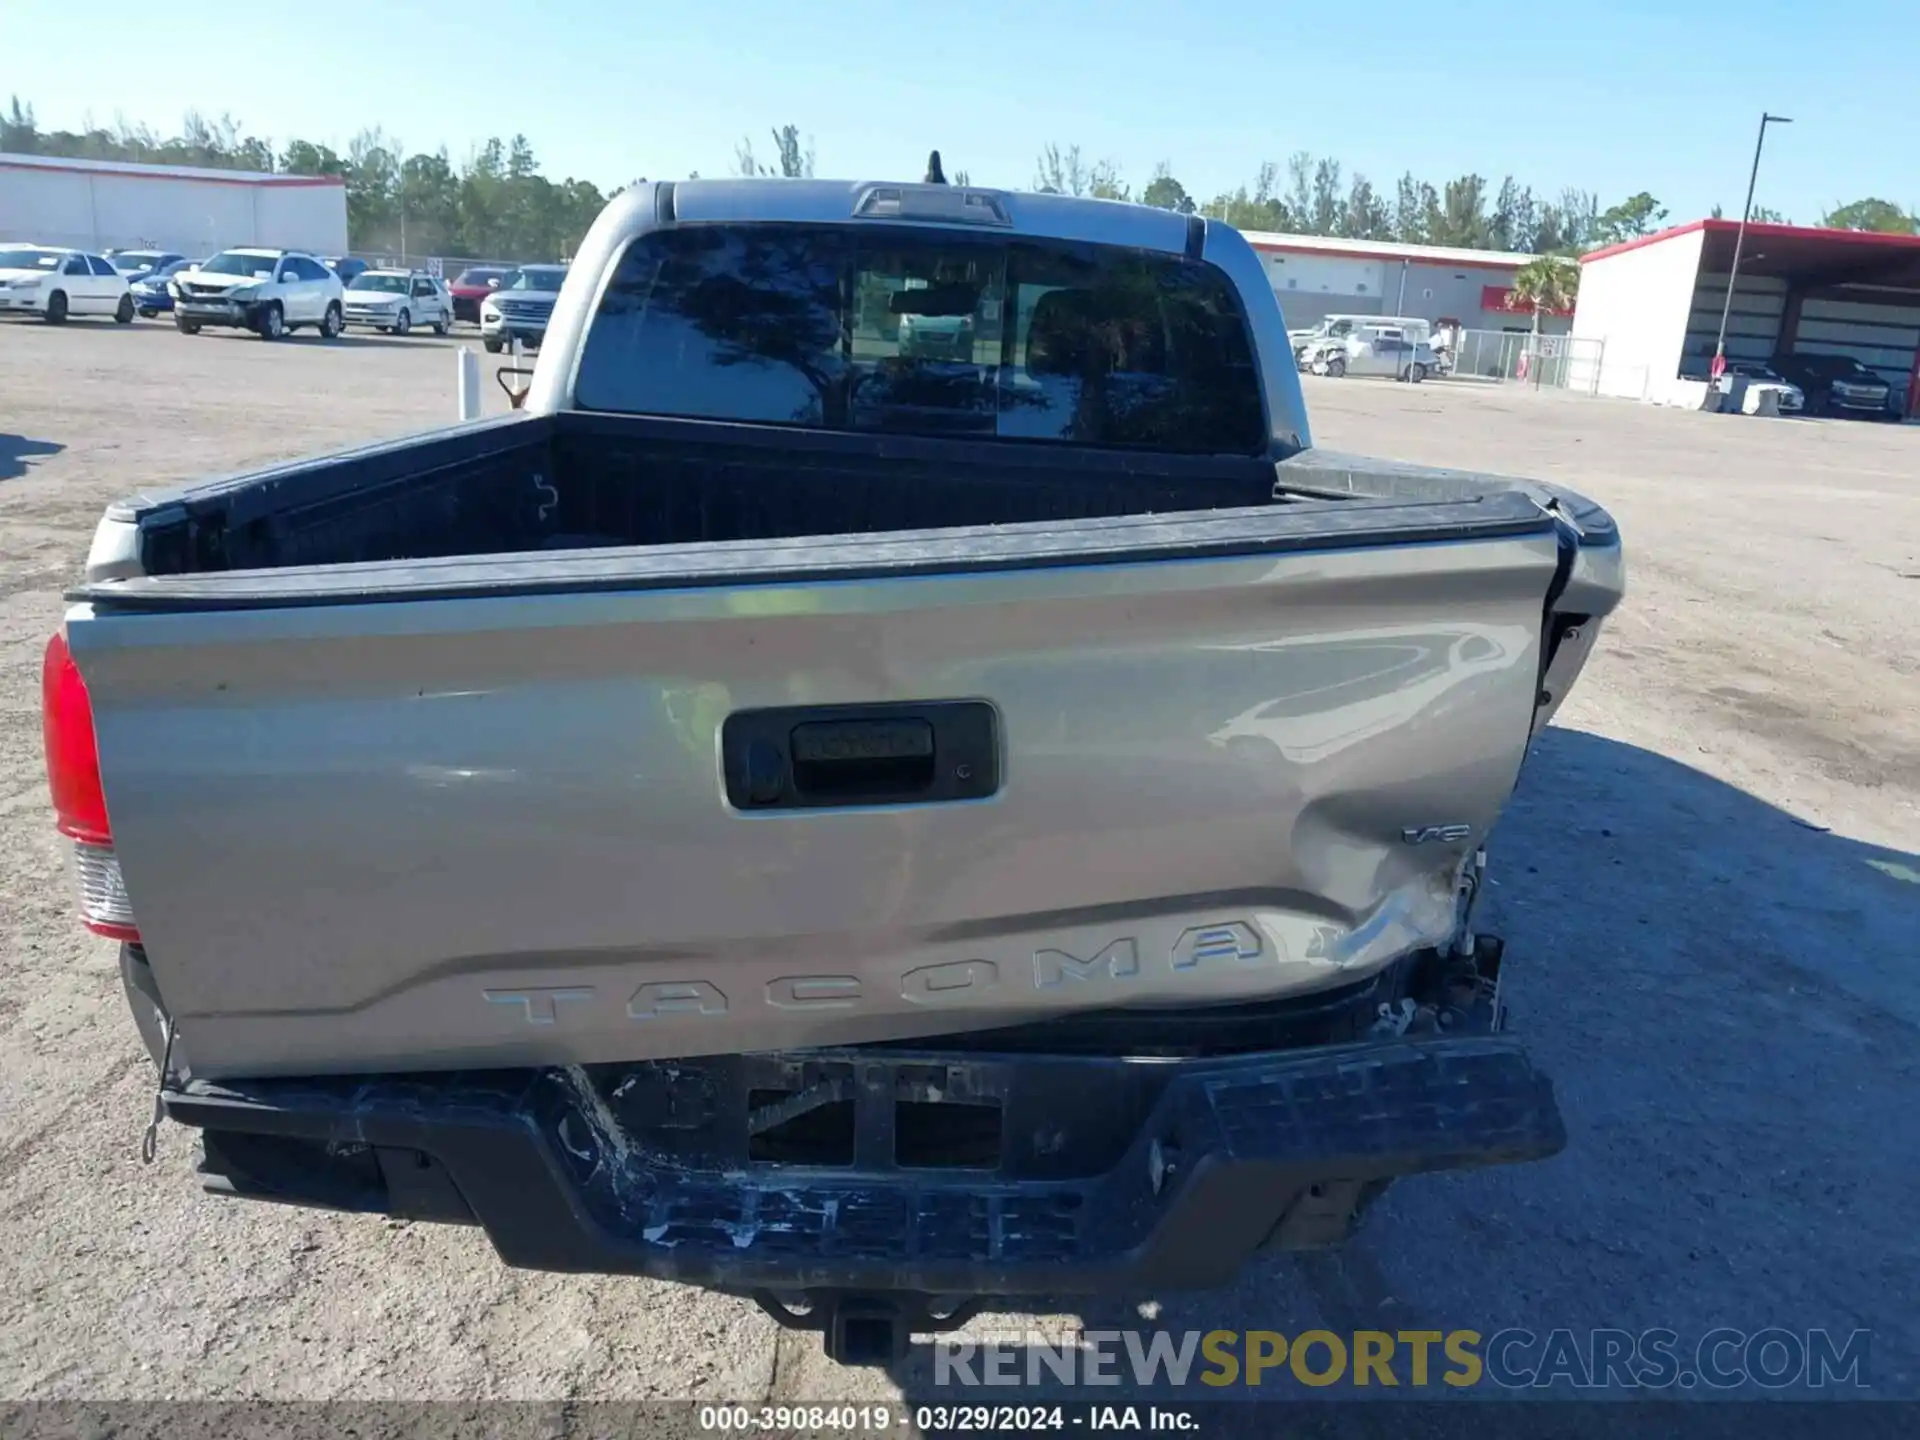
[43,175,1624,1366]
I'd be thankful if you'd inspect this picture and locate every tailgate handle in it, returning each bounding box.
[723,702,999,811]
[792,719,935,798]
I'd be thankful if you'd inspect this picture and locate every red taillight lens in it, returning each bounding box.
[42,631,139,942]
[43,631,111,843]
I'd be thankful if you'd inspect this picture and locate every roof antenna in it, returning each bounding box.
[924,150,948,185]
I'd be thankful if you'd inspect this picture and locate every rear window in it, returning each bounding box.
[574,225,1267,454]
[511,267,567,291]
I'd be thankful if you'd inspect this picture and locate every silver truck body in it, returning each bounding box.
[61,181,1624,1083]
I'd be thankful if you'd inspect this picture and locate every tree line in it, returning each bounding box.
[7,97,1915,263]
[2,98,608,262]
[1030,144,1920,252]
[1034,143,1621,254]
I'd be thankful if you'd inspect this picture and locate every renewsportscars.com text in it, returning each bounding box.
[933,1327,1871,1391]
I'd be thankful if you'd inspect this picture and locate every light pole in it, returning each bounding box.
[1713,112,1792,371]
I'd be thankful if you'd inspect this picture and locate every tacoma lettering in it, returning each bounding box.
[766,975,863,1009]
[901,958,1000,1005]
[1033,938,1141,989]
[1172,923,1265,970]
[483,986,594,1025]
[627,980,728,1019]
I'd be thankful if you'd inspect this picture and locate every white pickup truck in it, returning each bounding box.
[45,175,1622,1365]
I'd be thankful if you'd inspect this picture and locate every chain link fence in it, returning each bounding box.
[346,253,533,278]
[1449,330,1607,396]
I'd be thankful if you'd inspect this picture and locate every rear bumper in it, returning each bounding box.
[163,1028,1564,1296]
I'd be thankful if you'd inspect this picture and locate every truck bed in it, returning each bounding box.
[88,412,1607,601]
[107,412,1291,580]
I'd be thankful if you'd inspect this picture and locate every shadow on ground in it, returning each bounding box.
[0,434,64,481]
[170,329,472,352]
[858,725,1918,1426]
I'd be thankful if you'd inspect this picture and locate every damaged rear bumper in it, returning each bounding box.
[163,1026,1564,1298]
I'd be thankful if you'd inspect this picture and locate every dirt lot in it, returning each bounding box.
[2,321,1917,1411]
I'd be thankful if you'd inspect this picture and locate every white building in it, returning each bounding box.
[1240,231,1570,335]
[0,153,349,259]
[1572,219,1920,412]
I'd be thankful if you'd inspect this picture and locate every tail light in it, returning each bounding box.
[42,631,140,942]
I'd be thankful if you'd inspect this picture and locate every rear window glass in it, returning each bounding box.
[574,225,1266,454]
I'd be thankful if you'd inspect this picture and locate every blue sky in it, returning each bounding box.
[11,0,1912,224]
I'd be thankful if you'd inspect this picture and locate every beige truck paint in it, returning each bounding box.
[72,527,1568,1079]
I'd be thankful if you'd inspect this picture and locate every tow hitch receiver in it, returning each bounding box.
[754,1291,984,1367]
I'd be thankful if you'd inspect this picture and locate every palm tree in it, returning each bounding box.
[1506,254,1580,387]
[1510,254,1579,335]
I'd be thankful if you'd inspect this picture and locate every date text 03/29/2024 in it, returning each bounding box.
[696,1404,1192,1432]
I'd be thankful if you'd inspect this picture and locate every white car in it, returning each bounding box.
[1293,314,1431,367]
[170,248,345,340]
[1715,362,1805,415]
[1309,324,1440,382]
[0,244,135,324]
[479,264,569,353]
[343,269,454,335]
[897,312,977,359]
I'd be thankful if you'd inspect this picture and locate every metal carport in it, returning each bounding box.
[1574,220,1920,413]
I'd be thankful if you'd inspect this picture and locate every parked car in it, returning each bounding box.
[479,263,568,352]
[130,258,197,317]
[896,305,976,359]
[1712,361,1805,415]
[1292,313,1431,367]
[0,244,135,324]
[449,266,512,325]
[170,248,345,339]
[1308,323,1440,381]
[106,249,187,284]
[343,269,454,335]
[1768,352,1901,420]
[323,256,369,286]
[44,176,1624,1368]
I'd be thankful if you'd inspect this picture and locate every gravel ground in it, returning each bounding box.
[1,322,1916,1415]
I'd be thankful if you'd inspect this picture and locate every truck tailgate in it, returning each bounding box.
[68,505,1579,1079]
